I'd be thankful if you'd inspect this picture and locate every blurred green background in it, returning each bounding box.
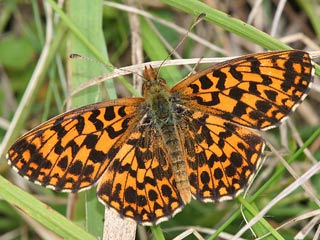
[0,0,319,239]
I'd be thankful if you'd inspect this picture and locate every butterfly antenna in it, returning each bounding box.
[69,53,112,68]
[69,53,145,79]
[157,13,206,78]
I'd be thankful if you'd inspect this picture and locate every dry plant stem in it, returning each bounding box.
[240,155,267,237]
[172,228,205,240]
[70,56,237,97]
[311,79,320,94]
[270,0,287,37]
[256,209,320,240]
[66,193,77,220]
[0,117,10,130]
[18,209,62,240]
[279,122,289,150]
[231,162,320,239]
[71,49,320,97]
[102,1,141,239]
[146,13,207,73]
[296,101,319,126]
[0,229,21,240]
[165,225,246,240]
[263,135,320,207]
[247,152,278,193]
[295,214,320,239]
[103,210,136,240]
[287,119,318,163]
[103,1,228,55]
[136,225,148,240]
[1,66,17,116]
[313,222,320,240]
[280,33,320,50]
[71,50,320,97]
[127,0,143,93]
[144,17,190,71]
[247,0,264,24]
[241,153,266,198]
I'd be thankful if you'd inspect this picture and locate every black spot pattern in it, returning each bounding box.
[182,109,264,201]
[199,75,213,89]
[97,123,184,225]
[104,107,116,121]
[57,156,68,171]
[7,50,313,225]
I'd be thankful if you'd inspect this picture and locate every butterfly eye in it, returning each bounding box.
[158,77,167,85]
[174,105,185,114]
[142,80,150,93]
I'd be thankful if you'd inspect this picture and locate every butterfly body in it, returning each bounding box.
[7,50,313,225]
[143,66,192,204]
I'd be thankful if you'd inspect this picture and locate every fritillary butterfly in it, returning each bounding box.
[7,50,314,225]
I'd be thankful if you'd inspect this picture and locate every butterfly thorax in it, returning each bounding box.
[143,66,191,204]
[145,82,171,122]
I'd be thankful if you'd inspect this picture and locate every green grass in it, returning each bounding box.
[68,0,107,236]
[0,1,319,239]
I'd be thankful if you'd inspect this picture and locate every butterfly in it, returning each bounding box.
[7,50,314,225]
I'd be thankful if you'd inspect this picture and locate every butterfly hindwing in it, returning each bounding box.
[97,122,184,225]
[176,108,264,201]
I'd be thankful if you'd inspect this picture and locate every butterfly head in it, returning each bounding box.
[143,66,170,97]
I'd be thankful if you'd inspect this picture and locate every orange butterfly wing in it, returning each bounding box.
[171,50,313,201]
[97,124,184,225]
[6,50,314,226]
[7,98,144,192]
[171,50,313,130]
[175,108,264,201]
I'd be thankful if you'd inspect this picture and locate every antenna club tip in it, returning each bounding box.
[69,53,81,59]
[198,12,206,20]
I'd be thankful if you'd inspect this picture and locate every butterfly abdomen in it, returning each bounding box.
[145,79,191,204]
[160,122,191,204]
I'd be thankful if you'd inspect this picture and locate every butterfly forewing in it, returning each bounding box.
[7,98,144,191]
[172,50,313,130]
